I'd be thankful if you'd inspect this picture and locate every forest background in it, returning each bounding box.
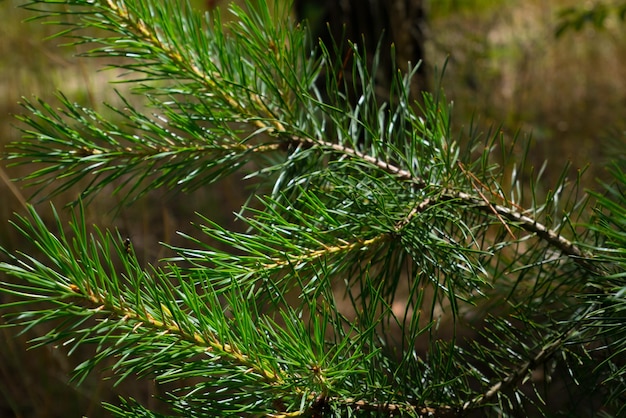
[0,0,625,416]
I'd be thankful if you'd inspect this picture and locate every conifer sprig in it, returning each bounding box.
[11,0,596,274]
[1,0,624,416]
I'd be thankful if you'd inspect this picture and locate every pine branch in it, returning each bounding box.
[13,1,597,275]
[281,132,599,274]
[0,207,280,384]
[462,326,578,411]
[1,0,624,416]
[3,205,470,415]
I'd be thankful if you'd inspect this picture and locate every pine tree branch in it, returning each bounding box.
[100,0,286,132]
[64,282,285,385]
[0,206,286,386]
[316,396,460,418]
[4,1,622,416]
[462,327,577,412]
[19,1,593,276]
[284,133,600,274]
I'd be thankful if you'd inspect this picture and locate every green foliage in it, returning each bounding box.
[556,1,626,37]
[1,0,625,416]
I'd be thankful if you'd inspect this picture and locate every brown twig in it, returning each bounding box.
[457,160,517,240]
[0,166,28,211]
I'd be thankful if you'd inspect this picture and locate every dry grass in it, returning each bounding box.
[1,0,625,416]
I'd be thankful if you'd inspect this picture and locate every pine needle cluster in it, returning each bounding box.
[1,1,625,417]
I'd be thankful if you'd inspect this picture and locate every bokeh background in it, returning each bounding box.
[1,0,625,416]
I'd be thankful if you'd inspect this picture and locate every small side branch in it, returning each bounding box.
[462,329,574,412]
[66,283,285,385]
[317,396,460,417]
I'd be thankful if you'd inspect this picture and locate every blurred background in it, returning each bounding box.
[1,0,625,416]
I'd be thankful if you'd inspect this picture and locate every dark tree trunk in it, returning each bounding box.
[295,0,428,101]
